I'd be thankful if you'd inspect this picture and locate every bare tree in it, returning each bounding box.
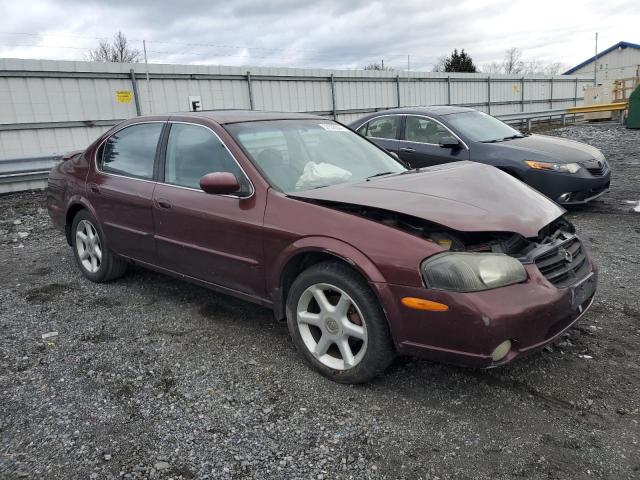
[521,58,543,74]
[88,31,141,63]
[480,49,567,75]
[481,61,504,74]
[364,60,392,71]
[432,56,447,72]
[541,61,566,75]
[503,47,523,74]
[521,58,567,75]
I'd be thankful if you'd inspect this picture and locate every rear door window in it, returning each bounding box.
[365,116,400,140]
[99,123,163,179]
[404,116,453,144]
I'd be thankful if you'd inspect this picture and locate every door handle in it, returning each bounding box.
[157,198,172,209]
[88,183,100,194]
[400,147,415,153]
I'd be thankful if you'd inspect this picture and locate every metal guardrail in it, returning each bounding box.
[566,102,628,114]
[495,109,577,129]
[0,155,61,194]
[496,102,628,129]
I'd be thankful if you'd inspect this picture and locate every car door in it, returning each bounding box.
[356,115,401,155]
[152,121,265,297]
[398,115,469,168]
[86,121,165,263]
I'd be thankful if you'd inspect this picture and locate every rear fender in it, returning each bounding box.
[63,195,100,244]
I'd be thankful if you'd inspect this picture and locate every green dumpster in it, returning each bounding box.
[627,84,640,129]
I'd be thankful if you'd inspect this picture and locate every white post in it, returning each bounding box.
[407,54,411,106]
[593,32,598,86]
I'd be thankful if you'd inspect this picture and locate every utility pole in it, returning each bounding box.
[143,40,153,114]
[381,59,384,70]
[407,54,411,106]
[594,32,598,86]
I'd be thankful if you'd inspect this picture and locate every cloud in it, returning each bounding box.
[0,0,638,71]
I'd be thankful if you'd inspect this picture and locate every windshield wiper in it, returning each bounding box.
[400,167,422,174]
[481,134,525,143]
[365,171,396,181]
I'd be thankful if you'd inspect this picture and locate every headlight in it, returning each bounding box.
[524,160,582,174]
[421,252,527,292]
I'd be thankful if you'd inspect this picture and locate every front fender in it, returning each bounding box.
[269,235,386,290]
[268,235,387,320]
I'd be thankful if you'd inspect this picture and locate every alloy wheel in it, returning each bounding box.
[296,283,368,370]
[75,219,102,273]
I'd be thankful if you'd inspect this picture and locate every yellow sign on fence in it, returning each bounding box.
[116,90,133,104]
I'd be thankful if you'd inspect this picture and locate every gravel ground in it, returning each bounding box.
[1,123,639,480]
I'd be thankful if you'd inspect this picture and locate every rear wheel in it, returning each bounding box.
[71,210,127,282]
[286,261,395,383]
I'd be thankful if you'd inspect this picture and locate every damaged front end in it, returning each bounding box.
[310,200,591,290]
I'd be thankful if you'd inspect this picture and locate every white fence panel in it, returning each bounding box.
[0,58,593,161]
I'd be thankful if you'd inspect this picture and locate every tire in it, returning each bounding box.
[286,261,395,383]
[70,209,127,282]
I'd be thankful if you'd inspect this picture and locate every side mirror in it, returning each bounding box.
[200,172,240,195]
[438,136,461,149]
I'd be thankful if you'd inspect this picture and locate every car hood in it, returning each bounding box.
[288,162,564,238]
[486,134,605,165]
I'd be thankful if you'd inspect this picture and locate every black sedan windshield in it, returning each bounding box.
[226,120,406,192]
[445,111,523,143]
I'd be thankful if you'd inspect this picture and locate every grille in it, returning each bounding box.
[534,236,590,288]
[586,161,608,177]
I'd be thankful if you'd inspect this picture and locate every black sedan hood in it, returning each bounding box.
[486,134,605,165]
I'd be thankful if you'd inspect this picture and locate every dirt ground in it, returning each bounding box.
[1,123,639,480]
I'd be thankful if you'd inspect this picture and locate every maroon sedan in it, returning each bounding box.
[47,111,597,383]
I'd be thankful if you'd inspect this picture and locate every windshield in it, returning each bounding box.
[226,120,406,192]
[445,111,523,143]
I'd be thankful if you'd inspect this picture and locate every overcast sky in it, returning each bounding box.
[1,0,638,72]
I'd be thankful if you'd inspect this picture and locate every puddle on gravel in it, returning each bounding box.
[24,283,73,303]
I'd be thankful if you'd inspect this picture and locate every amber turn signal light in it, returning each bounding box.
[524,160,551,170]
[401,297,449,311]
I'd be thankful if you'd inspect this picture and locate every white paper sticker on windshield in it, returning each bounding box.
[318,123,348,132]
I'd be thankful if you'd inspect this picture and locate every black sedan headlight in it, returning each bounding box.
[421,252,527,292]
[524,160,582,174]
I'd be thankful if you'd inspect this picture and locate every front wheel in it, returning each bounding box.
[286,261,395,383]
[71,210,127,282]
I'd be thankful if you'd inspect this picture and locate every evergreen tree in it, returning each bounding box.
[442,49,477,73]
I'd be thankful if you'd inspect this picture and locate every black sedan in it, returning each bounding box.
[349,107,610,205]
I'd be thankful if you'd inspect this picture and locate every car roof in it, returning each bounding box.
[168,109,326,125]
[368,106,474,116]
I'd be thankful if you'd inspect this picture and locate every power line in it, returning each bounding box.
[0,43,409,66]
[0,43,436,70]
[0,30,438,62]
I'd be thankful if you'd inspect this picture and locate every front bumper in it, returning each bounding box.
[521,168,610,205]
[373,260,596,368]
